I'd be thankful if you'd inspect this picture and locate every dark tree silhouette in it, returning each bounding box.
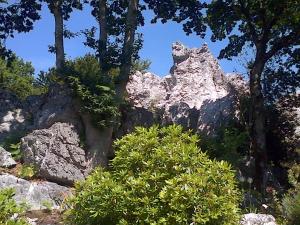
[189,0,300,191]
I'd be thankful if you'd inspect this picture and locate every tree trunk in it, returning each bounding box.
[52,1,65,71]
[115,0,139,99]
[249,50,268,192]
[98,0,108,72]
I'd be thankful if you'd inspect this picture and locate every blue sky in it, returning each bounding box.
[6,4,247,77]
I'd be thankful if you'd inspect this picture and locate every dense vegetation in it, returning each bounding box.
[0,188,28,225]
[64,55,120,128]
[65,125,241,225]
[0,56,46,99]
[0,0,299,224]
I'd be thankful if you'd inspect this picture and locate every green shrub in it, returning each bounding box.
[64,55,120,128]
[0,132,26,161]
[65,125,241,225]
[281,157,300,225]
[0,188,28,225]
[0,56,46,99]
[8,143,21,161]
[201,127,249,167]
[17,164,37,179]
[282,190,300,225]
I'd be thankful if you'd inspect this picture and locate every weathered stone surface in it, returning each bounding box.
[0,174,70,210]
[28,85,113,170]
[0,90,29,142]
[31,84,82,131]
[126,42,247,135]
[21,122,88,185]
[0,146,17,168]
[240,213,277,225]
[81,114,113,168]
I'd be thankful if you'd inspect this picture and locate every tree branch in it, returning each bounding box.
[237,0,258,43]
[265,30,300,61]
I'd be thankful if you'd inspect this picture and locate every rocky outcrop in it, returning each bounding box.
[240,213,277,225]
[0,147,16,168]
[1,43,248,185]
[1,84,115,183]
[0,90,29,142]
[29,84,82,130]
[0,174,70,210]
[126,42,247,135]
[21,122,88,185]
[27,85,115,170]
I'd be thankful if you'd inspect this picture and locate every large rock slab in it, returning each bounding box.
[240,213,277,225]
[0,174,71,210]
[0,147,16,168]
[126,42,247,135]
[21,122,88,185]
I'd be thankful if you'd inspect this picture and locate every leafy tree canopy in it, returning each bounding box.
[0,56,45,99]
[0,0,41,58]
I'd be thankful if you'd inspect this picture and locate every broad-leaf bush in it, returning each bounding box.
[65,125,241,225]
[0,188,28,225]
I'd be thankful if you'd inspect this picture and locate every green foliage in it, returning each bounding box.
[41,200,53,212]
[0,56,46,99]
[8,143,21,161]
[65,55,120,128]
[65,125,241,225]
[0,0,41,59]
[0,132,26,161]
[0,188,29,225]
[132,59,151,73]
[201,127,249,166]
[205,0,300,61]
[281,151,300,225]
[65,54,102,88]
[17,164,37,179]
[282,190,300,225]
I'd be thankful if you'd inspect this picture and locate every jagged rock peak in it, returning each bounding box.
[172,42,214,65]
[126,42,247,135]
[172,42,210,64]
[170,42,225,87]
[128,42,231,110]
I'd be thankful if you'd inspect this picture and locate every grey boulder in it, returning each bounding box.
[21,122,88,185]
[0,174,71,210]
[0,147,17,168]
[240,213,277,225]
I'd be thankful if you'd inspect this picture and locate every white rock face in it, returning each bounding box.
[0,174,70,210]
[167,42,228,109]
[126,42,247,135]
[240,213,277,225]
[0,147,17,168]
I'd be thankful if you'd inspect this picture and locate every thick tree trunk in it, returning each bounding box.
[52,1,65,71]
[98,0,108,72]
[249,51,268,192]
[115,0,139,99]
